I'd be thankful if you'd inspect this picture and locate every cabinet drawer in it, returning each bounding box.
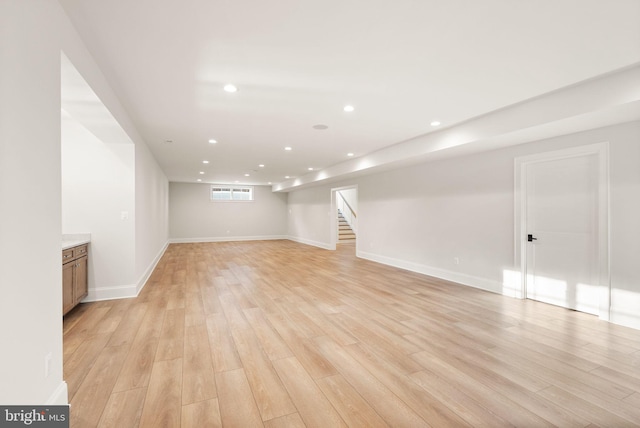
[62,242,90,316]
[62,248,74,263]
[73,245,88,258]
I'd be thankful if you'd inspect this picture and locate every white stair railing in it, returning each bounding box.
[337,191,357,235]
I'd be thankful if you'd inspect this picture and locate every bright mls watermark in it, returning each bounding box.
[1,406,69,427]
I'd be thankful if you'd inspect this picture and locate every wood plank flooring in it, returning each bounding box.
[64,240,640,427]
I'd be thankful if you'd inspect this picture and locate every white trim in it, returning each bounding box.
[610,307,640,331]
[357,250,503,294]
[169,235,288,244]
[46,381,68,405]
[85,284,137,301]
[514,142,610,320]
[287,235,334,250]
[83,241,171,301]
[330,185,358,251]
[330,184,360,192]
[330,190,337,249]
[136,240,170,295]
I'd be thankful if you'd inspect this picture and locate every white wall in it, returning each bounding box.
[288,186,334,249]
[170,183,287,241]
[61,113,136,297]
[608,124,640,329]
[338,188,358,214]
[135,141,169,290]
[286,121,640,330]
[0,0,169,404]
[0,0,67,405]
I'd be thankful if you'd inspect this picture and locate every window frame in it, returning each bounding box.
[210,184,254,202]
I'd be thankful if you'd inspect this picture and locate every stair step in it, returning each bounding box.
[337,210,355,241]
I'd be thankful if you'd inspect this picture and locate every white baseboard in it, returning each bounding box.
[610,310,640,331]
[46,381,68,405]
[136,241,169,295]
[169,235,288,244]
[84,241,170,302]
[357,250,503,295]
[287,235,334,250]
[85,284,137,302]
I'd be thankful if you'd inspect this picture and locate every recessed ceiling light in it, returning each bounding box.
[285,176,290,179]
[284,147,292,151]
[268,182,272,185]
[202,160,209,164]
[208,139,217,144]
[258,164,265,168]
[197,179,202,182]
[199,171,204,175]
[343,105,355,112]
[244,173,250,177]
[308,167,314,171]
[224,84,238,93]
[347,152,354,157]
[163,139,173,144]
[313,124,329,130]
[430,121,441,127]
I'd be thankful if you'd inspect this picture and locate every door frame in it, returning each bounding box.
[330,185,358,250]
[514,142,610,320]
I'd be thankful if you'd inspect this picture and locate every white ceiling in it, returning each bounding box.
[59,0,640,188]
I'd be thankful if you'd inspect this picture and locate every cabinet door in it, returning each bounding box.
[63,262,75,315]
[75,256,88,302]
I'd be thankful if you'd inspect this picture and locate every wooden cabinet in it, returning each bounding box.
[63,244,88,315]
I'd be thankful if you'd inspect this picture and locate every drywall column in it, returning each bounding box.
[0,1,67,404]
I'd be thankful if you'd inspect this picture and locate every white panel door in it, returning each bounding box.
[525,154,600,314]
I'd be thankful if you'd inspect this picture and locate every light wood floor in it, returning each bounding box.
[64,240,640,427]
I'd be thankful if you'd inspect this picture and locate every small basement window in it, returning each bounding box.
[211,185,254,201]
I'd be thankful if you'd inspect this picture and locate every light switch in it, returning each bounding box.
[121,211,129,220]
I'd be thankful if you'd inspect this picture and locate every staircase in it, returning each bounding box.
[337,209,356,243]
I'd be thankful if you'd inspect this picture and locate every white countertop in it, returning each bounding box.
[62,239,90,250]
[62,233,91,250]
